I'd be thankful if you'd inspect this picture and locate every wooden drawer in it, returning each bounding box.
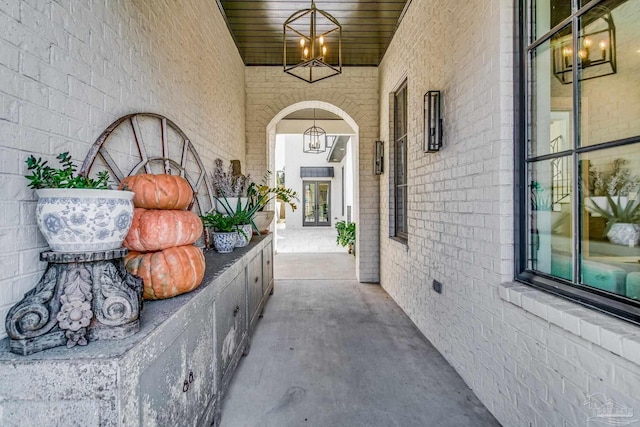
[247,251,263,330]
[215,272,247,381]
[262,240,273,296]
[138,304,215,426]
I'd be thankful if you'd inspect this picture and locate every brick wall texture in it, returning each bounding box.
[0,0,246,338]
[378,0,640,426]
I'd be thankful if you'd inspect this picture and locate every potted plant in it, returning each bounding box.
[25,152,134,252]
[335,220,356,255]
[231,208,256,248]
[247,171,299,234]
[200,211,239,253]
[587,194,640,246]
[211,158,250,214]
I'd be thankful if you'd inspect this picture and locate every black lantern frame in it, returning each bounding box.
[552,6,616,85]
[283,1,342,83]
[374,140,384,175]
[424,91,443,153]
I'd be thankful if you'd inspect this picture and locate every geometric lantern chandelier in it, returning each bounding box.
[283,1,342,83]
[303,109,327,153]
[552,6,616,85]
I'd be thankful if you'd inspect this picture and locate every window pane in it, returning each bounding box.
[396,88,406,136]
[395,135,407,236]
[579,0,640,146]
[530,0,572,41]
[529,33,574,158]
[528,158,574,278]
[580,145,640,298]
[394,82,408,239]
[396,184,407,235]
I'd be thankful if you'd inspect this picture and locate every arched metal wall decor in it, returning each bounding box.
[80,113,215,216]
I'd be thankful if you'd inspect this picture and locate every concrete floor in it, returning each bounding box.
[275,226,348,254]
[219,253,500,427]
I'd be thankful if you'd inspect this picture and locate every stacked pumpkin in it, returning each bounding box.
[119,174,205,300]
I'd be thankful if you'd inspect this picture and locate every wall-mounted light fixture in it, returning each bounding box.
[374,140,384,175]
[283,1,342,83]
[552,6,616,85]
[303,109,327,153]
[424,91,442,152]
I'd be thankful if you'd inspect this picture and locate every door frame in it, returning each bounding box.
[303,180,331,227]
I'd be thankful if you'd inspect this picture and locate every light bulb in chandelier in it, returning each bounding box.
[599,40,607,58]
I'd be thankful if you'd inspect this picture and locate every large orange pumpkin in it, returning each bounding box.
[119,174,193,210]
[124,245,206,300]
[124,208,203,252]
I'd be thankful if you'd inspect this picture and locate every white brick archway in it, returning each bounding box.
[266,101,362,280]
[244,68,380,283]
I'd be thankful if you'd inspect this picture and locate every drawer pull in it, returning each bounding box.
[255,276,259,283]
[266,260,270,265]
[233,305,240,317]
[183,380,189,392]
[188,371,194,383]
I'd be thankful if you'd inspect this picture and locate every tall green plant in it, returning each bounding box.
[214,195,261,233]
[335,220,356,247]
[247,170,299,212]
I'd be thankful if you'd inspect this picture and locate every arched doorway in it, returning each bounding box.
[266,101,361,280]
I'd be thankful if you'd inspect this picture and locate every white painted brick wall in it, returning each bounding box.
[0,0,246,339]
[379,0,640,426]
[244,67,380,282]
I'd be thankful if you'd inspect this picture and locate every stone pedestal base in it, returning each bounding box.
[5,249,143,355]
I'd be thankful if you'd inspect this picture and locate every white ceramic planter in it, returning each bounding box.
[36,189,134,252]
[235,224,253,248]
[215,197,249,214]
[213,231,237,253]
[607,223,640,246]
[253,210,275,234]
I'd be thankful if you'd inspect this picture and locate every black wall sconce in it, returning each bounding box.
[374,140,384,175]
[424,91,442,152]
[552,6,616,85]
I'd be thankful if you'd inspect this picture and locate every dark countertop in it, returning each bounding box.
[0,235,269,362]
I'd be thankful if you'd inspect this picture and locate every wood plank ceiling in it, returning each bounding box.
[215,0,411,66]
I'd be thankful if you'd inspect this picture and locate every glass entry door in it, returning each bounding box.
[303,181,331,226]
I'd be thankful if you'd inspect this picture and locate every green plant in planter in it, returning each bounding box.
[25,152,110,189]
[200,211,238,233]
[335,220,356,254]
[247,171,299,212]
[530,181,552,211]
[25,152,134,253]
[215,196,261,232]
[588,194,640,235]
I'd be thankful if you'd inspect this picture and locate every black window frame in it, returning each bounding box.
[514,0,640,325]
[393,80,408,241]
